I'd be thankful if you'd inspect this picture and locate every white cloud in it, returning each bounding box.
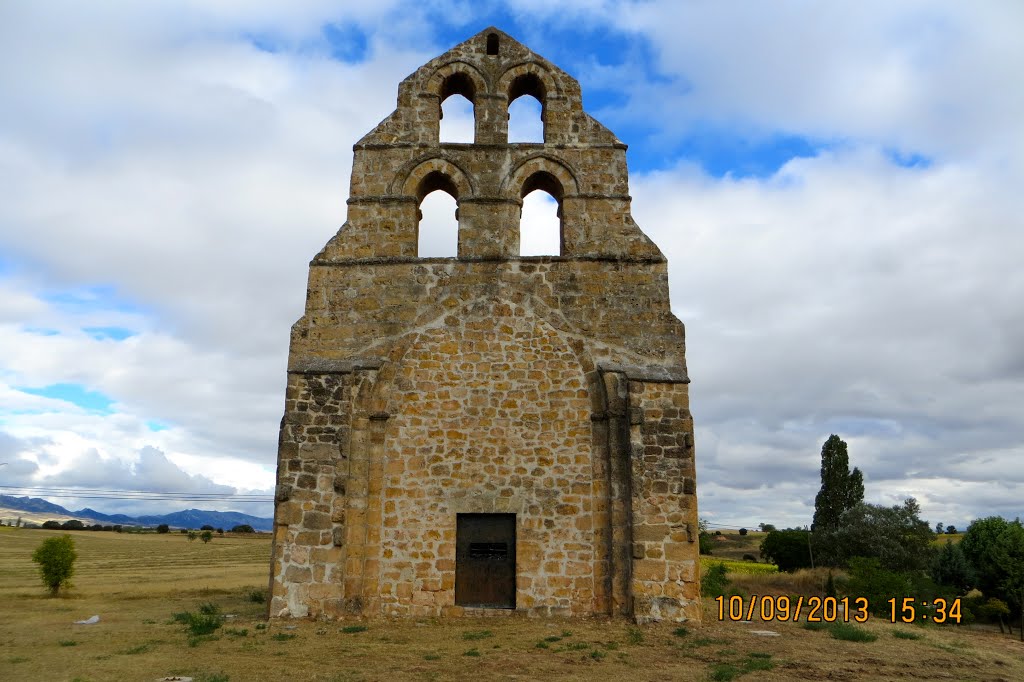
[631,142,1023,527]
[0,3,1020,531]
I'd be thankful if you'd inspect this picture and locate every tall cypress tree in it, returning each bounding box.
[812,435,864,532]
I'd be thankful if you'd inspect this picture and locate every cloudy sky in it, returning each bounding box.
[1,1,1020,528]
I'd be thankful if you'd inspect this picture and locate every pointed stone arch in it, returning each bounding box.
[502,154,579,200]
[496,62,561,103]
[395,157,475,200]
[426,61,490,101]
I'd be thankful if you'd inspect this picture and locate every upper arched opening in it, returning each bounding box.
[519,171,563,256]
[417,170,460,203]
[416,171,460,257]
[439,73,476,143]
[508,73,546,143]
[426,65,486,144]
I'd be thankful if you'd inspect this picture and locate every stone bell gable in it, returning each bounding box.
[269,27,701,624]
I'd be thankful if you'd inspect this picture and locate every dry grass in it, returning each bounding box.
[727,567,848,598]
[700,557,779,576]
[2,527,1022,681]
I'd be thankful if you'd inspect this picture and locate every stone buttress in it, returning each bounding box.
[268,27,701,623]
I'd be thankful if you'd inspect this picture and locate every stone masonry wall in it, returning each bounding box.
[270,372,355,618]
[627,380,701,623]
[375,298,596,617]
[269,27,701,623]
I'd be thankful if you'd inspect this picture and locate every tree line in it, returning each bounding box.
[751,435,1024,637]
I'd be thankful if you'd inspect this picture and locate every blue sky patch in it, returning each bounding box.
[41,285,147,317]
[885,148,932,169]
[632,129,828,179]
[19,383,115,414]
[83,326,136,341]
[24,327,60,336]
[244,32,282,54]
[323,22,370,63]
[145,419,170,432]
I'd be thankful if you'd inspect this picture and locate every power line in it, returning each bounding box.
[0,484,272,503]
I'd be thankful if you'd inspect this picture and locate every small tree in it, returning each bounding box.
[156,524,170,534]
[760,530,814,572]
[32,534,77,596]
[930,540,974,592]
[701,562,730,597]
[812,434,863,533]
[231,524,255,534]
[187,531,198,542]
[935,522,944,534]
[991,520,1024,641]
[815,498,934,571]
[758,523,776,533]
[200,530,213,544]
[738,528,748,536]
[200,524,215,531]
[961,516,1012,598]
[42,520,61,529]
[946,525,957,534]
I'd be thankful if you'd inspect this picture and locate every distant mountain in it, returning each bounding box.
[75,507,140,525]
[0,495,273,531]
[135,509,272,531]
[0,494,70,515]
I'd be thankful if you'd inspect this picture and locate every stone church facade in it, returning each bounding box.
[268,28,701,623]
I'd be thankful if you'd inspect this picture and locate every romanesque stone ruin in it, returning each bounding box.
[268,27,701,623]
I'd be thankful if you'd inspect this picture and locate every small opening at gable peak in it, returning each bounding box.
[487,33,499,56]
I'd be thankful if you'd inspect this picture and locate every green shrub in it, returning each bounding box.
[31,535,77,596]
[710,663,740,681]
[340,624,368,633]
[462,630,493,640]
[829,622,877,642]
[759,530,813,572]
[701,562,730,597]
[173,604,222,637]
[845,557,912,615]
[744,652,774,671]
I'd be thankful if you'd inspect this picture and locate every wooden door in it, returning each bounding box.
[455,513,516,608]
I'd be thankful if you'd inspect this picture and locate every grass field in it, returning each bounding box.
[1,527,1021,681]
